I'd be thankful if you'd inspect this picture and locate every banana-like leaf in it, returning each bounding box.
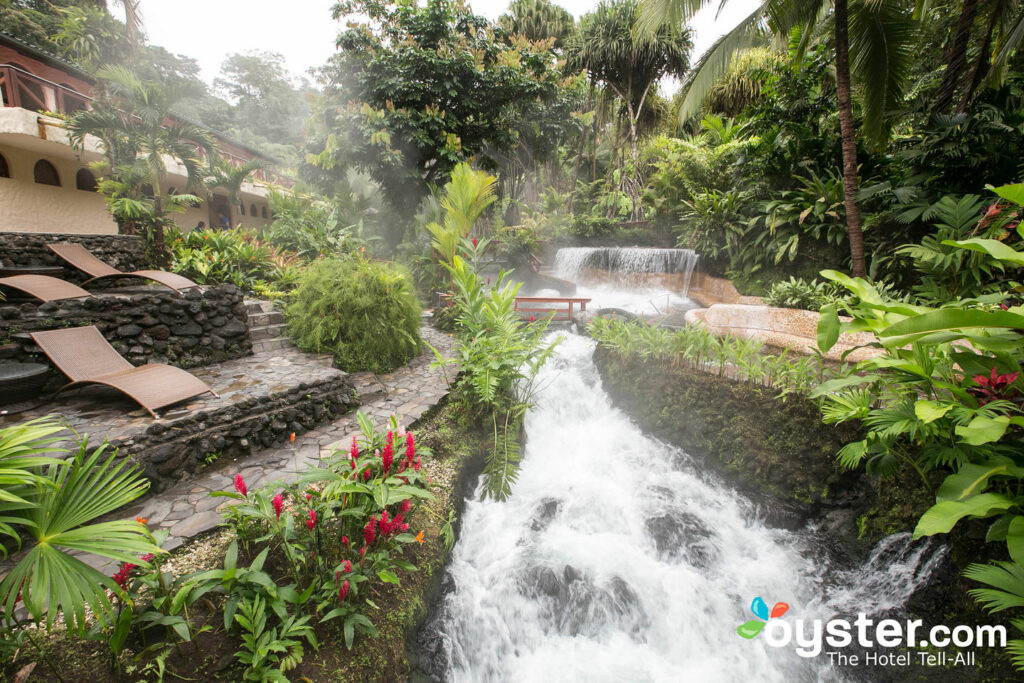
[913,493,1015,538]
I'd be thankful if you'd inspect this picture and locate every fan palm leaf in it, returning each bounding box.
[0,437,158,631]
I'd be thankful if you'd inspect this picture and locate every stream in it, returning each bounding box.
[421,256,948,682]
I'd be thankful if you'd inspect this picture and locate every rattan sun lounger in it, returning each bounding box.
[31,325,218,418]
[48,242,199,293]
[0,274,93,302]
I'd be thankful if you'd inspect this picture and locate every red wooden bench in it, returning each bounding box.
[514,297,591,322]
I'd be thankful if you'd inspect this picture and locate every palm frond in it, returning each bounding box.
[848,0,918,146]
[676,6,769,123]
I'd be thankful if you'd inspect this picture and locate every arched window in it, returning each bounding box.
[250,203,257,217]
[75,168,97,191]
[261,206,268,219]
[33,160,60,186]
[239,204,246,216]
[0,153,9,179]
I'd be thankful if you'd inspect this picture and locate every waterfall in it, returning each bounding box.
[423,333,948,681]
[552,247,699,298]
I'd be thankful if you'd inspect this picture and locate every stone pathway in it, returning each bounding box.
[118,323,457,556]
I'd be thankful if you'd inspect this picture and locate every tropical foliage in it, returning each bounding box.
[285,256,422,373]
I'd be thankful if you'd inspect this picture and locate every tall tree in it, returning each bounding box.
[639,0,917,277]
[566,0,691,172]
[498,0,576,48]
[310,0,565,239]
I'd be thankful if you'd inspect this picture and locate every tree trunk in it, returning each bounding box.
[934,0,981,113]
[957,0,1000,114]
[834,0,867,277]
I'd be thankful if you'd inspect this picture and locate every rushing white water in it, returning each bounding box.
[435,333,849,682]
[553,247,700,298]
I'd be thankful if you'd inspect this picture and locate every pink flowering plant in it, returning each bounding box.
[212,411,432,650]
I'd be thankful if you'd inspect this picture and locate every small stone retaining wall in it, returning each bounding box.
[131,374,358,488]
[0,232,152,281]
[0,284,251,373]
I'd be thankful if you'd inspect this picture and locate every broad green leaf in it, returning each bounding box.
[1007,517,1024,566]
[377,569,400,585]
[936,460,1023,502]
[817,304,840,354]
[956,416,1010,446]
[989,183,1024,207]
[914,494,1015,538]
[942,238,1024,267]
[880,309,1024,341]
[915,400,954,424]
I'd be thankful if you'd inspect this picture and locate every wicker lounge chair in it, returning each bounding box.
[0,274,92,302]
[30,325,217,418]
[48,242,199,293]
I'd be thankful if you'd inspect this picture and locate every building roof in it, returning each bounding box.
[0,29,95,83]
[0,31,284,166]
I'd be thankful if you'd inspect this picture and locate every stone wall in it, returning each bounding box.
[131,376,358,487]
[591,345,865,517]
[0,284,251,376]
[0,231,150,278]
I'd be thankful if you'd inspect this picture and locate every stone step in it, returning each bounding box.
[247,310,284,328]
[252,338,295,354]
[250,323,288,341]
[244,299,276,315]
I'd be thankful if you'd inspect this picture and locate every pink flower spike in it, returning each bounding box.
[306,509,317,531]
[339,579,349,602]
[272,494,284,521]
[472,236,478,248]
[233,474,247,497]
[343,560,353,573]
[341,535,349,548]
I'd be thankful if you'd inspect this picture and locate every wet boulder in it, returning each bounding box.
[645,510,719,568]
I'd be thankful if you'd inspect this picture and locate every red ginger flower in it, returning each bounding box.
[341,535,349,549]
[140,553,154,563]
[233,474,248,497]
[350,436,359,467]
[339,580,349,602]
[343,560,353,573]
[405,431,415,466]
[306,509,317,531]
[382,442,393,473]
[112,562,136,589]
[364,515,376,545]
[400,498,411,514]
[472,237,478,248]
[272,494,284,521]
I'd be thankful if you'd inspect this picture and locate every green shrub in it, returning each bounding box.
[764,277,840,311]
[285,257,421,372]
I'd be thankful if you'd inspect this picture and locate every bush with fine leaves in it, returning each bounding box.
[285,257,421,372]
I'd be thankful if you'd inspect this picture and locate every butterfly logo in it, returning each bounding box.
[737,597,789,639]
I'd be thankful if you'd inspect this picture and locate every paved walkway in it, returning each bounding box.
[119,324,457,555]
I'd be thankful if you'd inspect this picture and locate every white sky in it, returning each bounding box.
[142,0,761,87]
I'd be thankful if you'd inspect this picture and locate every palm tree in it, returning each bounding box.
[66,65,217,256]
[637,0,918,277]
[566,0,692,172]
[205,158,267,228]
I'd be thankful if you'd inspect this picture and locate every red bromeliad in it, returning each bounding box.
[971,367,1021,405]
[233,474,248,497]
